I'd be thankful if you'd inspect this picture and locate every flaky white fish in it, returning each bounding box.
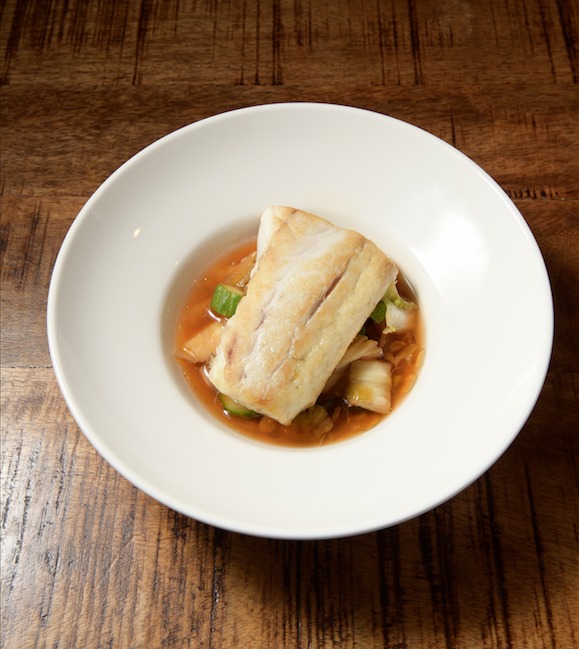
[208,206,398,425]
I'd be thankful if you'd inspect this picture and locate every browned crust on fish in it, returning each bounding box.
[208,206,398,424]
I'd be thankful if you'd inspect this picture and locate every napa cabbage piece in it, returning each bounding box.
[337,334,383,368]
[323,335,383,393]
[382,282,417,333]
[345,359,392,414]
[177,321,224,364]
[369,300,386,323]
[224,250,257,288]
[293,405,334,437]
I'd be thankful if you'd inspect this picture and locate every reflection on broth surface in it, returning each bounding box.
[174,237,424,447]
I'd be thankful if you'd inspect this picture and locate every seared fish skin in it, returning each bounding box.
[208,206,398,425]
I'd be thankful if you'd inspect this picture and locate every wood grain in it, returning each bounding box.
[1,0,577,86]
[1,0,577,647]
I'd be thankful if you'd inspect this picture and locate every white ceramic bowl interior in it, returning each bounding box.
[47,103,553,539]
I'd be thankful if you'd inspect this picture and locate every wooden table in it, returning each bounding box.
[1,1,577,647]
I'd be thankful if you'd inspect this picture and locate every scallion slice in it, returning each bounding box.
[210,284,244,317]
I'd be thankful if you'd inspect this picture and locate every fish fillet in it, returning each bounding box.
[208,206,398,425]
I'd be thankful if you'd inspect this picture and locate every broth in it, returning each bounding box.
[175,238,424,447]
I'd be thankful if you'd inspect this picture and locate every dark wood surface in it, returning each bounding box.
[1,1,577,647]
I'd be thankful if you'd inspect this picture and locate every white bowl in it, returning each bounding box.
[47,103,553,539]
